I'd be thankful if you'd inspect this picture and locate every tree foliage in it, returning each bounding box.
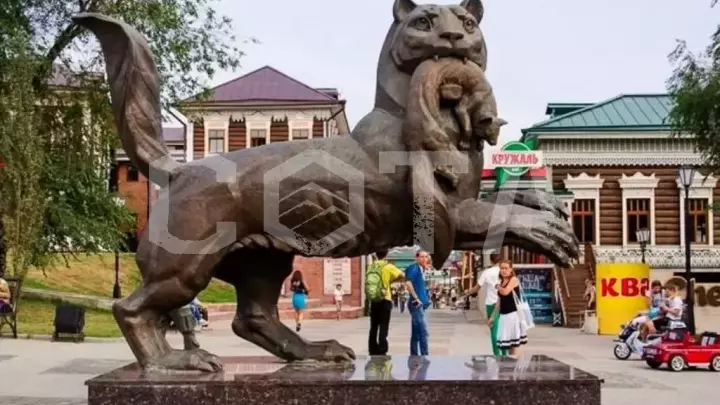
[0,0,247,278]
[667,0,720,173]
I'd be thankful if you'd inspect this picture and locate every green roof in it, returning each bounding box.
[545,103,593,117]
[522,94,672,135]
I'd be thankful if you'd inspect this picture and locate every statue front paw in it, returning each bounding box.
[486,189,569,220]
[506,208,580,267]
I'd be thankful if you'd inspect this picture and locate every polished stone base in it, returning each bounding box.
[86,355,601,405]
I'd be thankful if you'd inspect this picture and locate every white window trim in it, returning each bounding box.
[677,173,717,246]
[619,172,659,247]
[564,173,604,246]
[288,118,314,140]
[203,116,230,157]
[245,118,271,147]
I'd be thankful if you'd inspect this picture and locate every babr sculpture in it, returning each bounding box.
[73,0,579,373]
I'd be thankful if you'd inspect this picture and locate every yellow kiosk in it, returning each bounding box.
[596,263,651,335]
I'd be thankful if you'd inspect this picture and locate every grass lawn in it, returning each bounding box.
[22,253,236,303]
[4,298,122,338]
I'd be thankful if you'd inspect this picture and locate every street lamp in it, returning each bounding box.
[112,196,125,299]
[678,164,696,335]
[636,227,650,263]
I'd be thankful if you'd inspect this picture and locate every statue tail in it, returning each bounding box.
[73,12,180,186]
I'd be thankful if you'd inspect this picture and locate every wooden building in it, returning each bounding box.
[181,66,350,160]
[520,94,720,329]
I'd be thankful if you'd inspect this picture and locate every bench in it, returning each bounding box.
[0,277,22,338]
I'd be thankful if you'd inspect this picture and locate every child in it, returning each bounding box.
[334,284,344,320]
[643,282,684,337]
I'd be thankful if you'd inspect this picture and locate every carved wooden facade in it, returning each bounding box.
[181,66,350,161]
[522,94,720,269]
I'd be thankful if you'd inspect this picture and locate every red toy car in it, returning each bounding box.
[642,330,720,372]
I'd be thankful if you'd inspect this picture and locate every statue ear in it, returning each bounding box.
[393,0,417,21]
[460,0,484,23]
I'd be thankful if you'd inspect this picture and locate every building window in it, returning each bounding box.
[688,198,709,244]
[250,129,267,147]
[292,128,309,140]
[127,166,139,182]
[572,199,595,243]
[208,129,225,154]
[626,198,650,243]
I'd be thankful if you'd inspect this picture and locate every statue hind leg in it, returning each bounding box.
[112,238,228,372]
[220,249,355,362]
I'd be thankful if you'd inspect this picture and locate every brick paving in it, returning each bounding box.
[0,309,718,405]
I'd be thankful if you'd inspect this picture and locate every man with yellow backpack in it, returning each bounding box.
[366,250,405,355]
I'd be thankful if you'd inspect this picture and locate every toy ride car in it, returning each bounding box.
[642,330,720,372]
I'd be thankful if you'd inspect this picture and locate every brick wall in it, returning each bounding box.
[283,256,362,307]
[117,162,150,232]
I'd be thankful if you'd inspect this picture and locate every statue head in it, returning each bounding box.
[389,0,486,73]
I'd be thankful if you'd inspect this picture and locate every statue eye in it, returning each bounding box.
[463,18,476,33]
[411,16,432,31]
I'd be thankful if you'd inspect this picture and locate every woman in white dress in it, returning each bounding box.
[487,260,527,357]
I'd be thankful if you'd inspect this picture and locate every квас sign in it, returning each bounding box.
[488,141,543,177]
[600,277,650,297]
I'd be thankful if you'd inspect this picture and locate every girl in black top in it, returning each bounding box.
[488,260,528,356]
[290,270,309,331]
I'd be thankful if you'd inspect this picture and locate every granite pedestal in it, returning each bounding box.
[86,355,601,405]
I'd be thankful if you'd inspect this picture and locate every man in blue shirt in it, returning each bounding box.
[405,250,431,356]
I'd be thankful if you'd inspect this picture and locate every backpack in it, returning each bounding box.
[365,260,387,302]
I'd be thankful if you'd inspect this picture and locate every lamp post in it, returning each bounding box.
[112,196,125,299]
[636,227,650,263]
[678,165,696,335]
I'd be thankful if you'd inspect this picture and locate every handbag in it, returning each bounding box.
[513,286,535,330]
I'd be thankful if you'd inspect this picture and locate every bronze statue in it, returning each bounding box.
[73,0,578,373]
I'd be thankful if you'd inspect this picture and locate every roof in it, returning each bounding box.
[523,94,672,134]
[162,127,184,142]
[185,66,338,103]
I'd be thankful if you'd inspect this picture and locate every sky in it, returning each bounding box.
[202,0,718,153]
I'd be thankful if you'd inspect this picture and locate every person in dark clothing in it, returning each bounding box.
[487,260,528,357]
[368,250,405,355]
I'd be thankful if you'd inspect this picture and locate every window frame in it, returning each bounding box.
[571,199,596,244]
[625,198,651,244]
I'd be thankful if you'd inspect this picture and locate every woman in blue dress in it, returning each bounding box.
[290,270,309,331]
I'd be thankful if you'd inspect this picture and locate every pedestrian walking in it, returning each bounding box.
[366,251,405,355]
[399,286,409,314]
[488,260,528,357]
[290,270,309,332]
[334,284,344,320]
[464,252,506,356]
[405,250,431,356]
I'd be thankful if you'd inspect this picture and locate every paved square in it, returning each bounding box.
[42,359,131,375]
[0,309,717,405]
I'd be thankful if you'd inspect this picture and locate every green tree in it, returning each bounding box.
[0,0,247,279]
[667,0,720,173]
